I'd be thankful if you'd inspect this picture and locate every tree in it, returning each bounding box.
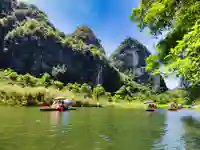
[130,0,200,86]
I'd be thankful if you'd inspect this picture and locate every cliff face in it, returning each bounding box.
[0,1,167,93]
[109,37,168,91]
[0,1,121,92]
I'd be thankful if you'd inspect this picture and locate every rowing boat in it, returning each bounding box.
[168,108,178,111]
[146,109,156,112]
[39,105,76,111]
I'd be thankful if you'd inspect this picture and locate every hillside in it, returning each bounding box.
[2,0,198,107]
[0,0,169,98]
[109,37,168,92]
[0,1,123,92]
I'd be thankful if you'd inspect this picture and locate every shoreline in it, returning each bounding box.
[0,100,195,109]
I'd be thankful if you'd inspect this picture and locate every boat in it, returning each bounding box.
[40,106,75,111]
[168,108,178,111]
[144,100,153,104]
[146,108,156,112]
[39,97,75,112]
[40,107,64,111]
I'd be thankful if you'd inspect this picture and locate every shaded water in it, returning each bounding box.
[0,106,200,150]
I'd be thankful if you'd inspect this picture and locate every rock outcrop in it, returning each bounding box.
[0,0,167,93]
[0,1,121,92]
[109,37,168,91]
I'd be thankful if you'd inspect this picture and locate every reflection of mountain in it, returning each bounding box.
[182,116,200,150]
[62,108,166,150]
[155,111,186,149]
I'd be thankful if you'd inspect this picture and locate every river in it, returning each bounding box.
[0,106,200,150]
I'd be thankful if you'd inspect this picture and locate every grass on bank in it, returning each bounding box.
[0,82,105,107]
[0,81,195,109]
[0,68,197,108]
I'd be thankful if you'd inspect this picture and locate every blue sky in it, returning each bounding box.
[18,0,180,89]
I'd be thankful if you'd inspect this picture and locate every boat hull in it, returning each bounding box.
[146,109,156,112]
[39,106,75,111]
[168,108,178,111]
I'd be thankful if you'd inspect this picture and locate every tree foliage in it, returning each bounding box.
[130,0,200,86]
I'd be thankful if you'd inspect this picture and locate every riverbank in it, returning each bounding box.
[0,69,194,108]
[106,101,193,109]
[0,82,98,107]
[0,82,193,109]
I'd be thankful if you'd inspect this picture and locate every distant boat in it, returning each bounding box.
[144,100,153,104]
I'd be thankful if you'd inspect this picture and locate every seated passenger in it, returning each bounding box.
[56,101,61,110]
[61,101,65,110]
[170,102,177,109]
[148,103,156,109]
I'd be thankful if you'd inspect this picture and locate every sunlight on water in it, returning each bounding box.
[1,107,200,150]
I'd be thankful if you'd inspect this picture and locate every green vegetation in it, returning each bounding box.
[130,0,200,102]
[0,68,189,107]
[109,37,168,92]
[0,1,121,93]
[109,37,150,74]
[0,0,198,108]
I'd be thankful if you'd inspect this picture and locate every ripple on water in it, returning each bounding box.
[99,134,112,142]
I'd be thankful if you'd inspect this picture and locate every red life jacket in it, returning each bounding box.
[56,104,61,110]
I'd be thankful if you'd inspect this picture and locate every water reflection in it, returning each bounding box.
[49,111,70,127]
[62,111,70,127]
[182,115,200,150]
[50,111,59,126]
[152,108,200,150]
[155,110,186,150]
[2,107,200,150]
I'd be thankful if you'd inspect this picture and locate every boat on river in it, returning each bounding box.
[168,108,178,111]
[168,102,183,111]
[40,106,76,111]
[40,106,66,111]
[40,97,74,111]
[145,101,157,112]
[146,108,156,112]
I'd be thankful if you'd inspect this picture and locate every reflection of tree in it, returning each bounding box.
[102,109,166,150]
[182,116,200,150]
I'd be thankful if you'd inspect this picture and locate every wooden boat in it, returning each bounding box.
[146,108,156,112]
[40,107,63,111]
[168,108,178,111]
[40,106,75,111]
[40,97,74,111]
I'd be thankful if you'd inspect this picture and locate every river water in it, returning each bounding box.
[0,106,200,150]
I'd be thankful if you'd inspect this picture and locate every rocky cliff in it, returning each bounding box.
[109,37,168,91]
[0,1,121,92]
[0,0,168,93]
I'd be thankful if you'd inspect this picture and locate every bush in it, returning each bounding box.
[93,84,105,99]
[8,72,18,81]
[53,80,64,89]
[80,83,92,97]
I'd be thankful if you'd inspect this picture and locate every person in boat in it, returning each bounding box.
[56,100,65,111]
[55,100,61,110]
[61,101,65,110]
[169,102,178,109]
[51,100,58,108]
[148,102,157,109]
